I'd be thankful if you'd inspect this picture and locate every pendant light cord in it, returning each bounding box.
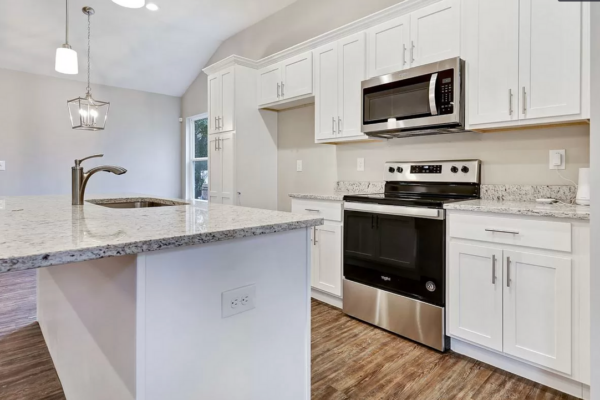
[86,12,91,94]
[65,0,69,45]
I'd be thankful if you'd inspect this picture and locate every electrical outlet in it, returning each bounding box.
[296,160,303,172]
[549,150,566,170]
[357,158,365,172]
[222,284,256,318]
[0,161,5,171]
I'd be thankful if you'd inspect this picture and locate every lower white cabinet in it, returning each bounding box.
[291,198,343,298]
[208,132,235,205]
[447,211,589,386]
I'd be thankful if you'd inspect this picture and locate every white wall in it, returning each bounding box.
[0,68,181,198]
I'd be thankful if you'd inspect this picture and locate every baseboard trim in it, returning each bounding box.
[311,289,342,309]
[451,338,584,399]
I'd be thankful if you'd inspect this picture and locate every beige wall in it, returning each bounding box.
[0,68,181,197]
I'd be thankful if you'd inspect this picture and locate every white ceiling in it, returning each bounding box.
[0,0,298,96]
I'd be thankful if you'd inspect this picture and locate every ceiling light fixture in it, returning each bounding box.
[67,7,110,131]
[146,3,159,11]
[112,0,145,9]
[55,0,78,75]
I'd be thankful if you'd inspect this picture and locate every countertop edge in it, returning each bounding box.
[0,217,323,274]
[444,203,590,220]
[288,193,345,201]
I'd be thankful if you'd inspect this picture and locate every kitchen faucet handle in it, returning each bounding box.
[74,154,104,168]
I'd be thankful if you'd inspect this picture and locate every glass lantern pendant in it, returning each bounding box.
[68,7,110,131]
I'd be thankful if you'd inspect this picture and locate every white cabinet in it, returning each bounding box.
[208,132,235,205]
[314,32,368,143]
[257,51,313,107]
[464,0,586,128]
[449,243,503,351]
[366,0,459,78]
[291,198,343,299]
[503,250,572,374]
[311,224,342,297]
[208,67,235,134]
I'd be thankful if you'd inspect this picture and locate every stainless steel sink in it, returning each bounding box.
[89,200,186,209]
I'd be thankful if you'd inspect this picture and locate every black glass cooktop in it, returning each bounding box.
[344,193,472,209]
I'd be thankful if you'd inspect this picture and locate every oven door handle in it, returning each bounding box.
[344,202,442,220]
[429,72,438,116]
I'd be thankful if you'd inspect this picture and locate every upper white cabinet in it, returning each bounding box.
[257,51,313,107]
[314,33,368,143]
[464,0,587,128]
[208,67,235,134]
[367,0,459,78]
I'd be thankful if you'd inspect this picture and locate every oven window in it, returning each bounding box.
[363,74,432,124]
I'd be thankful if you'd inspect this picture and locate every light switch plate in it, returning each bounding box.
[357,158,365,172]
[296,160,303,172]
[0,161,5,171]
[222,284,256,318]
[549,150,566,170]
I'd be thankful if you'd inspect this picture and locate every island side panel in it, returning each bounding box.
[137,228,311,400]
[37,256,137,400]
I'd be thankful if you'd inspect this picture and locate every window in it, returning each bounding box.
[187,114,209,201]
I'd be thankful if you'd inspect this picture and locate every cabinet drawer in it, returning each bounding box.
[449,213,571,252]
[291,199,343,222]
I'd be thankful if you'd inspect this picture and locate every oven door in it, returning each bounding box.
[343,204,445,307]
[361,57,462,135]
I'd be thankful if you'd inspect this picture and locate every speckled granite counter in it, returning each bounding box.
[288,192,346,201]
[444,199,590,220]
[0,194,323,273]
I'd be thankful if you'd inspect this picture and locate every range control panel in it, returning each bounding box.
[385,160,481,184]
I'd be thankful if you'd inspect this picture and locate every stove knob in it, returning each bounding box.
[388,167,395,173]
[461,166,470,173]
[451,166,459,173]
[396,167,404,173]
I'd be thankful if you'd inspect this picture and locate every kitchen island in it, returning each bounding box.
[0,195,323,400]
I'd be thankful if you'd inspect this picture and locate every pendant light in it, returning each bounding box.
[67,7,110,131]
[112,0,145,8]
[55,0,78,75]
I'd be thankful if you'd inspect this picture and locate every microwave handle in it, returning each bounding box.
[429,72,438,116]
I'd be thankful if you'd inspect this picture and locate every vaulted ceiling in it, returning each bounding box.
[0,0,298,96]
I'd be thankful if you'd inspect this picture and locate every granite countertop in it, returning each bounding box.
[444,199,590,220]
[288,192,347,201]
[0,194,323,273]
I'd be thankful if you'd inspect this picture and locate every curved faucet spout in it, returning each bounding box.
[86,165,128,176]
[72,159,128,205]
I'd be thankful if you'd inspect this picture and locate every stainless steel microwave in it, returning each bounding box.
[361,57,467,139]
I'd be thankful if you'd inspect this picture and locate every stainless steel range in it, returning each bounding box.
[342,159,481,351]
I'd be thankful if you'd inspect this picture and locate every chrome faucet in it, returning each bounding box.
[72,154,127,205]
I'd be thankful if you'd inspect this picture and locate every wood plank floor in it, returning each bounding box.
[0,271,579,399]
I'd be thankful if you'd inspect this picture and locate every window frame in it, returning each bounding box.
[186,113,209,204]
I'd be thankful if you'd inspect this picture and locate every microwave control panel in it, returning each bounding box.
[437,69,454,115]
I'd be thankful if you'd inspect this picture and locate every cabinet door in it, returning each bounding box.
[218,132,235,205]
[314,42,339,141]
[366,15,410,78]
[281,52,313,100]
[312,224,342,297]
[519,0,581,120]
[338,33,367,139]
[219,67,235,133]
[410,0,459,67]
[503,250,572,374]
[208,136,221,203]
[207,74,221,134]
[464,0,519,126]
[448,243,503,351]
[257,64,281,106]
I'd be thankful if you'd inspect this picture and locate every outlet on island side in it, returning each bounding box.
[357,158,365,172]
[222,284,256,318]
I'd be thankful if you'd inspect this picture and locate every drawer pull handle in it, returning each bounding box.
[485,229,519,235]
[491,255,496,285]
[305,209,320,212]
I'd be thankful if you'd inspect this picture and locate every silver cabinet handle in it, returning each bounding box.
[277,82,281,98]
[338,117,342,133]
[506,256,511,288]
[492,255,496,285]
[411,41,415,63]
[218,138,222,150]
[485,229,520,235]
[214,138,218,151]
[214,116,218,130]
[403,44,407,65]
[314,227,318,245]
[281,81,285,97]
[509,89,513,115]
[218,116,222,130]
[522,87,527,114]
[305,209,320,212]
[332,117,336,134]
